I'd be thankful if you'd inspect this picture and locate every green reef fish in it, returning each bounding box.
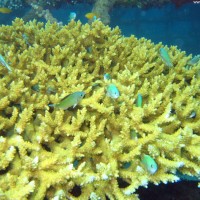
[159,48,173,67]
[141,154,158,174]
[0,54,12,72]
[188,55,200,66]
[49,91,85,110]
[185,55,200,70]
[106,84,120,99]
[136,93,143,107]
[130,129,138,140]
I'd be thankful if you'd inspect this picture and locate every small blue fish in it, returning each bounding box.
[188,111,196,119]
[136,93,142,107]
[141,154,158,174]
[92,15,101,22]
[104,73,111,81]
[22,33,30,46]
[68,12,76,21]
[73,159,79,168]
[122,162,131,169]
[49,91,85,110]
[130,129,138,140]
[160,48,173,67]
[86,47,92,53]
[106,84,120,99]
[0,54,12,72]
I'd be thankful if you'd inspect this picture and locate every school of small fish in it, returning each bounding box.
[1,29,198,176]
[0,8,100,23]
[67,11,101,23]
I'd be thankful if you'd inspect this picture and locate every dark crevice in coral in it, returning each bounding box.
[30,112,37,121]
[48,106,54,113]
[114,108,120,115]
[137,181,200,200]
[185,78,192,85]
[10,103,22,112]
[0,129,8,136]
[15,146,20,156]
[69,185,82,197]
[142,117,151,123]
[99,66,104,74]
[77,73,81,80]
[162,68,170,75]
[105,195,110,200]
[26,150,32,156]
[55,135,64,143]
[117,177,130,188]
[0,164,11,175]
[41,143,51,152]
[110,61,116,68]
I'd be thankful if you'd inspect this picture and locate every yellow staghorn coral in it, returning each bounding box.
[0,18,200,199]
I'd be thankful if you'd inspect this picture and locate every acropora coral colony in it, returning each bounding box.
[0,18,200,200]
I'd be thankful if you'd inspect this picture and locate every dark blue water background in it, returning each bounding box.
[0,2,199,55]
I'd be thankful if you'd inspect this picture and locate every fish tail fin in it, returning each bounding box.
[48,104,55,107]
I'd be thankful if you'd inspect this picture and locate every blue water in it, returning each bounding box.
[0,2,199,55]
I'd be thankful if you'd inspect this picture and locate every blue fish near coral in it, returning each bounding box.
[49,91,85,110]
[0,54,12,72]
[141,154,158,174]
[188,55,200,66]
[104,73,111,81]
[106,84,120,99]
[136,93,143,107]
[160,48,173,67]
[68,12,76,21]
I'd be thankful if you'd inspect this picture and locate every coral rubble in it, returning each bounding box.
[0,18,199,199]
